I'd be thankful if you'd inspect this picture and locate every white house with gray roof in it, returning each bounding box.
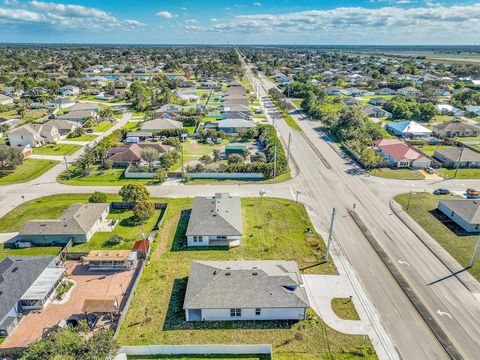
[183,260,309,322]
[438,199,480,232]
[19,203,109,244]
[186,193,242,247]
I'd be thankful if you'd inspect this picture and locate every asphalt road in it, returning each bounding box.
[246,63,480,359]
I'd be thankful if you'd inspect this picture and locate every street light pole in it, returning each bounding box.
[63,152,70,180]
[324,208,336,263]
[406,190,413,210]
[454,145,465,179]
[470,234,480,268]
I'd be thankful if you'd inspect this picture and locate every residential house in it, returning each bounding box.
[155,104,188,114]
[19,203,110,244]
[342,97,361,106]
[107,143,171,167]
[48,119,81,135]
[59,85,79,96]
[0,94,13,106]
[375,88,397,95]
[186,193,243,247]
[141,118,183,131]
[434,147,480,168]
[437,199,480,232]
[125,131,153,144]
[7,122,60,148]
[435,104,463,117]
[205,118,255,134]
[363,104,392,118]
[341,88,364,97]
[397,86,420,96]
[0,256,64,337]
[105,89,128,100]
[325,87,341,96]
[465,105,480,117]
[373,139,431,168]
[432,121,480,138]
[183,260,309,321]
[84,250,137,270]
[368,98,389,106]
[385,120,432,138]
[51,97,75,109]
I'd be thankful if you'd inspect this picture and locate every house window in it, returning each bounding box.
[193,236,202,243]
[255,308,261,316]
[217,236,227,240]
[230,308,241,317]
[451,212,455,217]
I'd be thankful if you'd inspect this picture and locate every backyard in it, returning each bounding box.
[33,143,82,156]
[395,192,480,281]
[117,198,376,359]
[0,158,59,185]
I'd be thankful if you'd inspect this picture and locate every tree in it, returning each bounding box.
[140,147,159,171]
[88,192,107,203]
[155,168,167,183]
[159,152,175,170]
[133,201,155,223]
[21,328,118,360]
[198,154,213,166]
[119,183,150,203]
[75,149,95,176]
[212,148,221,162]
[0,145,23,170]
[228,153,244,164]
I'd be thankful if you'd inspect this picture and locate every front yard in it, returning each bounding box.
[67,134,97,142]
[117,198,375,359]
[395,192,480,281]
[437,168,480,179]
[33,143,82,156]
[369,168,425,180]
[93,121,115,132]
[0,158,59,185]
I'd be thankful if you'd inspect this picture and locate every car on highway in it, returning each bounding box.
[433,188,450,195]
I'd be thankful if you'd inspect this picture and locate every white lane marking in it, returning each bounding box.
[436,309,453,319]
[289,187,295,200]
[398,260,410,266]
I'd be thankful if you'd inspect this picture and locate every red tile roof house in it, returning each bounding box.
[107,143,172,167]
[373,139,431,169]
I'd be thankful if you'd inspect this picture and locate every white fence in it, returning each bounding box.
[187,172,265,180]
[124,167,156,179]
[119,344,272,358]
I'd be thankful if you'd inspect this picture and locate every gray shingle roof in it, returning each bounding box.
[439,199,480,224]
[435,147,480,162]
[186,193,242,237]
[20,203,109,236]
[183,260,309,310]
[0,256,54,323]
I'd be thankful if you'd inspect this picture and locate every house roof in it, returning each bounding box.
[68,103,98,112]
[57,109,95,121]
[435,147,480,162]
[0,94,13,102]
[107,143,171,163]
[7,124,39,137]
[20,267,65,301]
[373,139,403,147]
[85,250,134,262]
[433,122,479,133]
[20,203,109,236]
[439,199,480,224]
[387,121,432,134]
[141,118,183,131]
[0,256,54,323]
[186,193,242,236]
[183,260,309,310]
[217,119,256,130]
[377,142,424,162]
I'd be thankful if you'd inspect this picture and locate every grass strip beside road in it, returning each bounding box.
[0,159,59,185]
[33,143,82,156]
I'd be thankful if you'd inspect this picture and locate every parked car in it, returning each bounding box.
[466,188,479,196]
[433,188,450,195]
[85,128,94,133]
[425,167,436,174]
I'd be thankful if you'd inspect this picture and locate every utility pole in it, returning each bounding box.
[295,190,301,203]
[470,234,480,268]
[406,190,413,210]
[273,146,277,179]
[286,133,292,170]
[454,145,465,179]
[324,208,336,263]
[63,152,70,180]
[180,144,184,179]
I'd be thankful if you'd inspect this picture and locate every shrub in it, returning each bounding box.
[88,191,107,203]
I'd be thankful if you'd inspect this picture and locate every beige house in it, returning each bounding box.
[7,123,60,148]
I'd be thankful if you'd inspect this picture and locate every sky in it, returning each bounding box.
[0,0,479,45]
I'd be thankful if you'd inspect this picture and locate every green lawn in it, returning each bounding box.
[93,121,115,132]
[171,139,230,171]
[128,356,270,360]
[123,121,141,131]
[33,143,82,156]
[437,168,480,179]
[0,159,59,185]
[58,164,160,186]
[331,298,360,321]
[416,145,450,157]
[67,134,97,142]
[185,172,291,186]
[291,99,302,108]
[117,198,375,359]
[395,192,480,281]
[369,168,425,180]
[455,136,480,142]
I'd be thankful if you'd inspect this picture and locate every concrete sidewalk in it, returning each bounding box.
[302,274,369,335]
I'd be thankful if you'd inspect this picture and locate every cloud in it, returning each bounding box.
[156,10,174,19]
[253,2,262,6]
[209,17,219,22]
[0,0,144,29]
[194,3,480,40]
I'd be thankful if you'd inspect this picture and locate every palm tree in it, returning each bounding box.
[76,150,95,176]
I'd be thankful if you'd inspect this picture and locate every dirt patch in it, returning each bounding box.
[151,213,179,261]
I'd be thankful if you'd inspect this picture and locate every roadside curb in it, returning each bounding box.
[389,199,480,295]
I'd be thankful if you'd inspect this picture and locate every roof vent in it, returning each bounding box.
[225,272,231,276]
[252,272,258,276]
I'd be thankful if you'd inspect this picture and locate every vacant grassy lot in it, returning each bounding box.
[58,165,160,186]
[118,198,375,359]
[67,134,97,142]
[369,168,425,180]
[93,121,115,132]
[395,192,480,281]
[0,159,59,185]
[331,298,360,321]
[33,143,82,156]
[171,139,230,171]
[437,168,480,179]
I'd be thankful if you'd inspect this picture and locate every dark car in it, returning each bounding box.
[85,128,94,133]
[433,188,450,195]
